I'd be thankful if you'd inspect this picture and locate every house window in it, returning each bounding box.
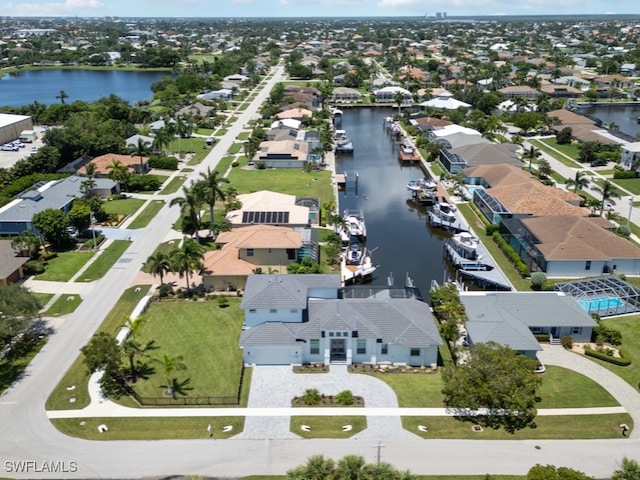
[247,248,254,257]
[310,339,320,355]
[329,332,334,337]
[357,339,366,354]
[585,260,591,271]
[249,309,256,313]
[286,248,296,260]
[269,309,277,314]
[572,327,582,335]
[530,327,542,334]
[268,248,272,254]
[290,309,297,314]
[410,348,420,357]
[381,343,388,355]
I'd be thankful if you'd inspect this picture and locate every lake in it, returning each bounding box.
[0,69,170,107]
[336,107,453,296]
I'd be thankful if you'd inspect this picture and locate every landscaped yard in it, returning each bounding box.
[102,198,145,217]
[228,143,243,154]
[47,285,153,410]
[129,298,245,401]
[611,178,640,196]
[530,139,582,168]
[52,416,244,440]
[44,294,82,316]
[36,251,95,282]
[227,168,334,204]
[77,240,131,282]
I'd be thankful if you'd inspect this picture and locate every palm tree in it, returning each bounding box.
[198,167,229,237]
[170,237,205,294]
[129,137,151,173]
[80,177,96,197]
[107,159,131,191]
[565,170,590,193]
[333,455,366,479]
[612,457,640,480]
[394,89,405,117]
[121,315,153,380]
[536,159,552,179]
[56,90,69,104]
[170,183,204,242]
[152,128,172,156]
[154,353,187,398]
[522,146,541,172]
[144,251,171,286]
[594,179,622,216]
[175,116,189,155]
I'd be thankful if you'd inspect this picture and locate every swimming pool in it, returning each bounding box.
[578,296,624,312]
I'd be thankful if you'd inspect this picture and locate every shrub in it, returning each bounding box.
[158,284,173,298]
[561,335,573,350]
[584,347,631,366]
[217,295,229,308]
[534,333,549,343]
[25,260,45,275]
[617,225,631,238]
[256,161,266,169]
[40,251,58,262]
[592,324,623,345]
[335,390,354,405]
[127,175,161,192]
[613,170,637,179]
[485,224,499,235]
[148,156,178,170]
[302,388,322,405]
[530,272,547,290]
[231,161,239,167]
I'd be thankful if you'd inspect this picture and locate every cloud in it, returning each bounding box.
[1,0,104,16]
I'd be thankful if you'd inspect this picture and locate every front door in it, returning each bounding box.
[330,339,346,361]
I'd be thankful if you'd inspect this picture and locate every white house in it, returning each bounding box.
[621,142,640,170]
[239,275,442,366]
[373,86,412,104]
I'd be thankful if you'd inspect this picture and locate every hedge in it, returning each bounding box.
[148,156,178,170]
[492,231,530,277]
[613,170,637,179]
[584,347,631,366]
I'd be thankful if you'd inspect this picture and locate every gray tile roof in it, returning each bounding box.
[0,176,117,223]
[461,292,597,351]
[239,322,301,346]
[240,274,340,310]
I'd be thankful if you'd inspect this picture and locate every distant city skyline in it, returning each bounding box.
[2,0,640,19]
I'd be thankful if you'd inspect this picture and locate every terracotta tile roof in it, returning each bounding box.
[78,153,147,175]
[489,182,586,216]
[522,216,640,261]
[547,109,596,126]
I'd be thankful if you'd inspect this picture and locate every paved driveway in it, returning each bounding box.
[239,365,419,440]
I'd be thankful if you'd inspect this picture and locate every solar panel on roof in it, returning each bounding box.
[241,211,290,224]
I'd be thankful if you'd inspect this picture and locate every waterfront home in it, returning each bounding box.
[239,275,442,366]
[498,85,540,99]
[419,92,471,110]
[440,144,520,174]
[276,108,314,121]
[201,224,318,291]
[460,291,597,357]
[79,153,150,175]
[621,142,640,171]
[332,87,362,103]
[430,124,487,150]
[252,140,309,168]
[373,86,412,104]
[547,109,621,145]
[225,190,319,228]
[500,215,640,278]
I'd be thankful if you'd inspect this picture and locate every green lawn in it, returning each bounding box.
[141,240,177,273]
[403,414,633,439]
[32,292,54,308]
[169,137,206,156]
[47,285,152,410]
[536,366,619,408]
[128,200,165,229]
[611,178,640,196]
[159,176,187,195]
[290,416,366,438]
[52,416,244,440]
[36,251,95,282]
[536,138,581,161]
[0,336,47,395]
[236,132,250,140]
[360,371,445,407]
[216,156,236,175]
[228,143,243,154]
[227,168,334,205]
[102,198,145,217]
[129,298,245,401]
[44,294,82,316]
[77,240,131,282]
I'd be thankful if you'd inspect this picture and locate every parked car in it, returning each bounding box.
[590,159,608,167]
[603,201,615,211]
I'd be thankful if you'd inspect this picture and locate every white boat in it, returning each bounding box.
[334,129,354,152]
[450,231,479,260]
[341,247,377,285]
[432,202,457,223]
[407,177,437,192]
[344,210,366,239]
[344,241,363,265]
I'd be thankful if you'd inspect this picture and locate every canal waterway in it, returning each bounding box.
[0,69,169,107]
[578,103,640,139]
[336,107,453,296]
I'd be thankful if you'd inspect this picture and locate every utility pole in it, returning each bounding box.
[374,440,385,465]
[628,197,634,227]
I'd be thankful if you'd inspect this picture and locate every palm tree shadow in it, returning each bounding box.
[135,363,156,380]
[160,377,193,398]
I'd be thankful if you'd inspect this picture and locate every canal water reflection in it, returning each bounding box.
[336,107,453,296]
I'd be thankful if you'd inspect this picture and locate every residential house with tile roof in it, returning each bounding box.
[0,240,29,285]
[460,292,597,357]
[225,190,319,228]
[252,140,310,169]
[78,153,149,176]
[201,224,318,291]
[239,275,442,366]
[500,215,640,277]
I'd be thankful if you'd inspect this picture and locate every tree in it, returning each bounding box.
[537,159,552,179]
[80,177,96,197]
[11,230,40,259]
[442,341,542,433]
[556,127,573,145]
[144,251,171,286]
[0,284,42,341]
[68,201,92,233]
[612,457,640,480]
[565,170,590,193]
[522,146,541,171]
[128,137,151,173]
[528,464,594,480]
[197,167,229,237]
[56,90,69,104]
[169,237,205,294]
[121,316,154,381]
[593,179,621,216]
[107,159,131,191]
[152,128,173,156]
[394,89,405,116]
[80,332,124,394]
[154,353,187,397]
[170,183,204,242]
[32,208,70,251]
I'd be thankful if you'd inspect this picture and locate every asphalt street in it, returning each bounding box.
[1,69,640,478]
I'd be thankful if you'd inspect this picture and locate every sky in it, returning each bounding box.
[1,0,639,19]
